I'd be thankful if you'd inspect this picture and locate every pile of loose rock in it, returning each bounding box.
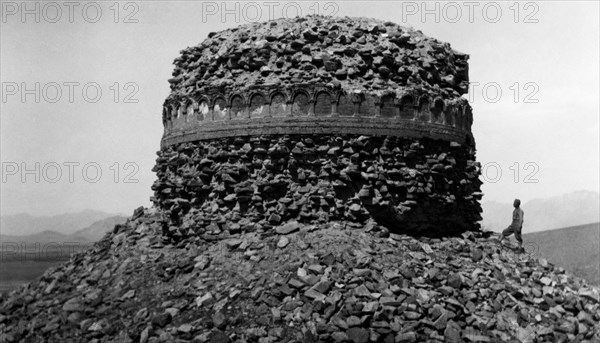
[167,15,469,101]
[1,207,599,343]
[151,135,482,238]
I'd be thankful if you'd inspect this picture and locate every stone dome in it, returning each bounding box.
[168,15,469,97]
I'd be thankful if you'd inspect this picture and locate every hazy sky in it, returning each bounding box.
[1,1,598,216]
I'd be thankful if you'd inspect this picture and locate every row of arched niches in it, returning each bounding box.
[162,85,473,134]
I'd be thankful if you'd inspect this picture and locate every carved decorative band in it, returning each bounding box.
[161,117,472,148]
[161,84,473,148]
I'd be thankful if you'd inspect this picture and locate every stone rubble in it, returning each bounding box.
[151,135,482,238]
[1,207,599,342]
[167,15,469,102]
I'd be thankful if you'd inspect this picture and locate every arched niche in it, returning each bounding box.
[417,97,431,122]
[167,105,175,127]
[185,102,195,123]
[292,92,310,116]
[455,105,464,129]
[399,95,415,119]
[431,98,444,123]
[337,94,353,116]
[270,92,287,117]
[230,95,245,119]
[249,93,266,118]
[162,107,168,128]
[213,97,227,121]
[198,100,209,121]
[358,95,376,117]
[381,94,396,117]
[444,104,455,127]
[171,105,183,128]
[314,91,332,116]
[170,104,177,119]
[167,105,176,129]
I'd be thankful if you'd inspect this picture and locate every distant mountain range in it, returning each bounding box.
[0,209,125,236]
[0,216,127,244]
[523,222,599,286]
[481,190,600,233]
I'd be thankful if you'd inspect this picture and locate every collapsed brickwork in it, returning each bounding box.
[152,135,482,238]
[155,15,481,236]
[166,16,469,99]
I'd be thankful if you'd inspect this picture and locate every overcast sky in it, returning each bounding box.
[1,1,598,216]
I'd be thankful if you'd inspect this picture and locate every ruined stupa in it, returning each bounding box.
[2,16,599,343]
[153,15,482,238]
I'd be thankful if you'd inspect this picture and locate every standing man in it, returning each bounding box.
[499,199,524,251]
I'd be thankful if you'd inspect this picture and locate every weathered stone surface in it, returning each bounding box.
[167,16,469,99]
[151,135,482,236]
[161,15,474,147]
[276,221,301,235]
[346,327,370,343]
[277,236,290,248]
[151,312,172,328]
[1,208,600,342]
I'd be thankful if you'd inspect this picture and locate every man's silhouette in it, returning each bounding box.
[499,198,524,250]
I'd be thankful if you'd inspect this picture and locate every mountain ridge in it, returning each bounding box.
[0,210,125,236]
[0,216,127,243]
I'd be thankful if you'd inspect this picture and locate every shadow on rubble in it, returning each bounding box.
[365,205,486,239]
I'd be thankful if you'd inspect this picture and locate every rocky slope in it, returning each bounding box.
[1,207,599,343]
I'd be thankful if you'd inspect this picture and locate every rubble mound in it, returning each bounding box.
[168,15,469,98]
[1,208,599,343]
